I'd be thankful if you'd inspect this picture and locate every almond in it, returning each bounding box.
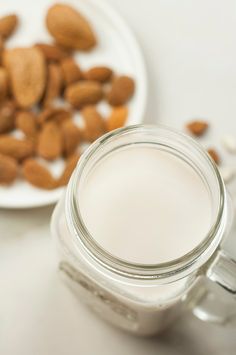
[16,111,38,138]
[3,47,46,108]
[37,107,72,126]
[0,67,8,102]
[23,158,57,189]
[0,136,34,161]
[84,66,113,83]
[61,120,81,156]
[0,14,18,39]
[57,153,80,186]
[207,148,220,165]
[107,76,135,106]
[35,43,69,62]
[106,106,128,131]
[65,81,103,109]
[0,36,4,65]
[37,121,63,160]
[60,57,83,86]
[46,4,96,50]
[0,154,18,184]
[0,100,16,133]
[43,63,63,107]
[82,106,106,142]
[186,120,208,136]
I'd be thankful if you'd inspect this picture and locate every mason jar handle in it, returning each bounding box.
[190,249,236,326]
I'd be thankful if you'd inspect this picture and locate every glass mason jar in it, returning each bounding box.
[51,125,236,336]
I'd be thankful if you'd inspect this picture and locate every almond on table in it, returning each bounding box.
[65,81,103,109]
[186,120,208,136]
[46,4,96,50]
[16,111,38,138]
[82,106,106,142]
[35,43,69,62]
[37,121,63,160]
[0,14,18,39]
[0,100,16,133]
[0,154,18,184]
[0,136,34,161]
[61,120,81,156]
[84,66,113,83]
[42,63,63,107]
[106,106,128,131]
[207,148,220,165]
[107,75,135,106]
[0,67,9,102]
[23,158,57,189]
[57,153,80,186]
[60,57,83,86]
[37,107,72,126]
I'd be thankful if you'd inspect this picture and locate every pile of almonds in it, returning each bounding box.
[0,4,135,189]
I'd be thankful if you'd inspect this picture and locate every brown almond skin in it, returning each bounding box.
[0,14,18,39]
[16,111,38,138]
[43,63,63,107]
[207,148,220,165]
[0,67,8,102]
[61,120,81,156]
[106,106,128,131]
[57,154,80,186]
[46,4,96,50]
[0,100,16,133]
[0,136,34,161]
[65,81,103,109]
[82,106,106,142]
[84,66,113,83]
[3,47,46,108]
[35,43,69,62]
[186,120,208,137]
[0,154,18,184]
[60,57,83,86]
[23,159,57,189]
[107,76,135,106]
[37,107,72,126]
[37,121,63,160]
[0,36,4,65]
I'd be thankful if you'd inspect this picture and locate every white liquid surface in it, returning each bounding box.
[79,146,212,264]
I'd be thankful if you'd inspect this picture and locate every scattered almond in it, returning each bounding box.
[0,100,16,133]
[43,63,63,107]
[107,76,135,106]
[186,120,208,136]
[37,107,72,126]
[46,4,96,50]
[61,120,81,156]
[84,66,113,83]
[0,67,8,102]
[35,42,69,62]
[207,148,220,165]
[82,106,106,142]
[0,136,34,161]
[23,158,56,189]
[57,153,80,186]
[65,81,103,108]
[60,57,83,86]
[3,47,46,108]
[0,154,18,184]
[0,14,18,39]
[16,111,38,138]
[37,121,63,160]
[106,106,128,131]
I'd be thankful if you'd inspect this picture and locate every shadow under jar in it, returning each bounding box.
[51,125,236,336]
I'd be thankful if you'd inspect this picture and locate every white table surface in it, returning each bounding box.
[1,1,236,354]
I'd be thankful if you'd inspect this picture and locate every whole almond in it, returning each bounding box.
[46,4,96,50]
[57,153,80,186]
[37,121,63,160]
[35,43,69,62]
[0,14,18,39]
[82,106,106,142]
[37,107,72,126]
[0,67,8,102]
[43,63,63,107]
[84,66,113,83]
[61,120,81,156]
[60,57,83,86]
[16,111,38,138]
[0,100,16,133]
[23,158,57,189]
[107,76,135,106]
[106,106,128,131]
[186,120,209,137]
[3,47,46,108]
[0,136,34,161]
[0,154,18,184]
[65,81,103,109]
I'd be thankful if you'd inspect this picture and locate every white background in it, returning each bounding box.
[1,1,236,354]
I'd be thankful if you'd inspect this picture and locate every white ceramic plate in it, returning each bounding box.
[0,0,147,209]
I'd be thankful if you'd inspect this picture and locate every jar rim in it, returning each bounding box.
[67,124,227,281]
